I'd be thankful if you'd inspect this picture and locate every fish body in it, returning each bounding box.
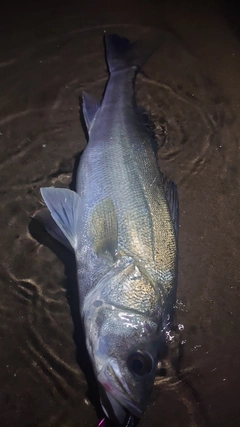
[39,34,178,425]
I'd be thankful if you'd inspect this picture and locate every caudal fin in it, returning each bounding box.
[104,33,156,73]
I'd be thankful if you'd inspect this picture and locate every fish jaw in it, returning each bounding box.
[100,390,140,426]
[98,360,143,425]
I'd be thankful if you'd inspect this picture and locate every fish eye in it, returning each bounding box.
[127,351,153,376]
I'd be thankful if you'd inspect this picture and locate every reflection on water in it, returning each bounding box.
[0,2,240,426]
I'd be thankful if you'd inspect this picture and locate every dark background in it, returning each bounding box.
[0,1,240,426]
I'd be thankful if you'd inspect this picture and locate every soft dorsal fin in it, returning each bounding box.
[90,198,118,260]
[82,91,100,131]
[162,177,179,239]
[40,187,81,250]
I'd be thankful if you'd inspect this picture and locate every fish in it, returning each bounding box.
[37,33,178,425]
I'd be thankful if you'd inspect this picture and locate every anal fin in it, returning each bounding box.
[40,187,81,250]
[33,207,73,251]
[82,91,100,131]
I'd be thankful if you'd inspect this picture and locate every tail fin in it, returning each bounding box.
[104,33,156,74]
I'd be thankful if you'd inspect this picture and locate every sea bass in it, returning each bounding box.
[38,33,178,425]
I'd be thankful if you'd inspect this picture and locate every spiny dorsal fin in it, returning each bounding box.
[162,177,179,239]
[82,91,100,131]
[90,198,118,260]
[40,187,81,250]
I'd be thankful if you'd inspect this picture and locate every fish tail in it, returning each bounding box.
[104,33,156,74]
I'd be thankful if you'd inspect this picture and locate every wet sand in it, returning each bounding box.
[0,1,240,426]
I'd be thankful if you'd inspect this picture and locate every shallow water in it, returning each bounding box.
[1,1,240,426]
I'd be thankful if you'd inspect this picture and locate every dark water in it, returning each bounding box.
[1,1,240,426]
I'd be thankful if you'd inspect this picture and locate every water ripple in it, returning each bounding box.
[1,262,84,405]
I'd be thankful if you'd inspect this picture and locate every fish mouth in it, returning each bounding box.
[100,387,141,425]
[98,361,142,425]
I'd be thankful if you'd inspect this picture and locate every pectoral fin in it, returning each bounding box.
[40,187,81,250]
[90,198,118,260]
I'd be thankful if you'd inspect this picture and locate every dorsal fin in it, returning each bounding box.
[162,177,179,239]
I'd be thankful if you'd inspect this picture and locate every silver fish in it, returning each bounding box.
[38,33,178,425]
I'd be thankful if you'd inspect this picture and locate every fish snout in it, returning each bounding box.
[98,361,142,425]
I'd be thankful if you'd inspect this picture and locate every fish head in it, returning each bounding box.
[97,343,158,425]
[82,257,163,425]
